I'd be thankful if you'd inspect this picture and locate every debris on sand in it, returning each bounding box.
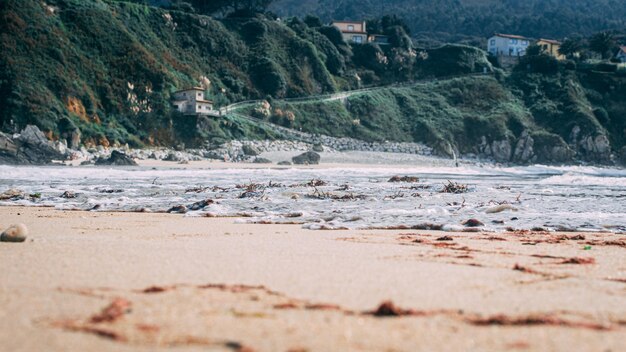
[559,257,596,265]
[305,179,327,187]
[440,180,469,194]
[89,298,132,324]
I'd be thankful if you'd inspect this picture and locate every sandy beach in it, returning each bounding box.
[1,206,625,351]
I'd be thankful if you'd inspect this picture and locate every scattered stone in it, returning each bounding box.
[277,161,292,166]
[167,205,187,214]
[189,199,213,211]
[0,223,28,243]
[253,157,272,164]
[388,175,419,183]
[80,160,94,166]
[311,143,324,152]
[242,145,260,156]
[462,219,484,227]
[61,191,77,199]
[0,189,25,200]
[292,151,320,165]
[163,152,183,162]
[95,151,138,166]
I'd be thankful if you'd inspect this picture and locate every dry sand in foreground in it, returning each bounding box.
[0,206,625,351]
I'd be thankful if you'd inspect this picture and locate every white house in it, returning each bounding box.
[172,87,214,116]
[616,46,626,63]
[488,33,531,57]
[331,21,368,44]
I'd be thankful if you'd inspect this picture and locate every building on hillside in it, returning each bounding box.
[172,88,215,116]
[616,46,626,63]
[537,39,565,60]
[487,33,531,57]
[331,21,368,44]
[368,34,390,45]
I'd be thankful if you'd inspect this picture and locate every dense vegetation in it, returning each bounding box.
[272,0,626,46]
[246,67,626,163]
[0,0,477,147]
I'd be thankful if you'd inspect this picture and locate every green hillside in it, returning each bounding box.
[1,0,625,164]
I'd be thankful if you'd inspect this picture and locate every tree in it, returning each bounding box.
[589,31,615,59]
[558,38,583,60]
[525,44,546,57]
[303,15,322,28]
[188,0,274,16]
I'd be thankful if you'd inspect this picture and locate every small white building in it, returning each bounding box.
[172,87,214,116]
[616,46,626,63]
[488,33,531,57]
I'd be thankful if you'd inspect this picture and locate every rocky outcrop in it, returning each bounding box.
[473,131,574,164]
[511,132,535,163]
[476,137,511,163]
[0,125,67,165]
[292,151,320,165]
[94,151,138,166]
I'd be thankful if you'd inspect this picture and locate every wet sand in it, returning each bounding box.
[0,206,625,351]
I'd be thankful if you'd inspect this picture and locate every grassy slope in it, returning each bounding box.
[260,71,626,162]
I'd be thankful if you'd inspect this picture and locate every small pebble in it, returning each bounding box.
[1,223,29,243]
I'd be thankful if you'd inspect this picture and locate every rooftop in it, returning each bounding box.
[493,33,531,40]
[538,38,561,45]
[332,20,366,25]
[174,87,205,93]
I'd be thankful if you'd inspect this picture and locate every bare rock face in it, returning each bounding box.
[512,132,535,163]
[578,134,611,163]
[569,126,611,163]
[477,137,511,162]
[0,125,67,165]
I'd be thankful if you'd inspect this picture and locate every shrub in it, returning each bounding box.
[251,57,287,97]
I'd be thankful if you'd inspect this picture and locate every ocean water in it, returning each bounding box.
[1,163,625,233]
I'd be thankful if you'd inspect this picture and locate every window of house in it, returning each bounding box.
[353,36,363,43]
[183,93,186,97]
[510,39,518,44]
[490,39,496,46]
[348,25,354,31]
[522,40,528,46]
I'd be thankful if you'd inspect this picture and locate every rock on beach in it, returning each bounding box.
[1,224,29,243]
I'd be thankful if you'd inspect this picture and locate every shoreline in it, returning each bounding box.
[1,206,625,351]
